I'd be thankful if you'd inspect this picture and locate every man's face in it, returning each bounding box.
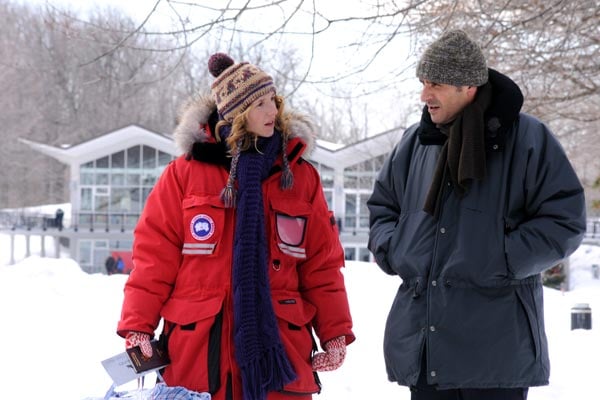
[420,80,477,125]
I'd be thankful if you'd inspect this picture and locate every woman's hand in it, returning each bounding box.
[125,331,153,358]
[312,336,346,372]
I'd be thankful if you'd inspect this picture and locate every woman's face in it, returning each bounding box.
[246,92,278,138]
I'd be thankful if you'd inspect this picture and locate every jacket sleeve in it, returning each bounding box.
[297,165,355,348]
[367,130,415,276]
[117,161,185,337]
[505,117,586,279]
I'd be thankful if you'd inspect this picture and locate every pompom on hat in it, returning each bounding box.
[416,29,488,87]
[208,52,276,123]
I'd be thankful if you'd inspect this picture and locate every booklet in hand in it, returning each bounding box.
[126,340,170,373]
[101,340,170,386]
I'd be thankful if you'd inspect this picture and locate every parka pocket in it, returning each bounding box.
[515,288,541,361]
[182,195,227,258]
[160,295,225,394]
[272,292,320,394]
[269,196,312,260]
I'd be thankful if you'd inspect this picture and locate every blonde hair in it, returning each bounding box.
[215,95,289,154]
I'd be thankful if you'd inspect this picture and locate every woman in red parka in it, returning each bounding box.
[117,53,355,400]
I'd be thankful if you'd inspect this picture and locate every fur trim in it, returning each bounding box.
[173,93,317,156]
[173,94,216,155]
[285,111,317,157]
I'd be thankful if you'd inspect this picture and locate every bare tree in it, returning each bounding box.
[67,1,597,142]
[4,0,599,210]
[0,2,203,207]
[0,1,331,208]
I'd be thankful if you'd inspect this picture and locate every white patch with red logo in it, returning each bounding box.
[190,214,215,241]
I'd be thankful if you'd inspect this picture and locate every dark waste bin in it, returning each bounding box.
[571,303,592,330]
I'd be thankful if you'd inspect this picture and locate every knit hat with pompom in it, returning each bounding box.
[208,53,276,123]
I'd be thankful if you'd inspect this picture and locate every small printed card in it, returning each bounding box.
[101,341,170,386]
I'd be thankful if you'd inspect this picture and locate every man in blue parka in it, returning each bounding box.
[367,30,586,400]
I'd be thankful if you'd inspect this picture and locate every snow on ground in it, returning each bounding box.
[0,232,599,399]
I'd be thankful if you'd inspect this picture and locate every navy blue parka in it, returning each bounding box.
[367,69,586,389]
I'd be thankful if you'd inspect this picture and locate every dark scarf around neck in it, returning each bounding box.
[232,131,296,400]
[423,82,493,218]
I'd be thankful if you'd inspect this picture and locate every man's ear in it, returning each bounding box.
[467,85,478,100]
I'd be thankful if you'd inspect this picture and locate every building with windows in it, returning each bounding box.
[21,124,403,272]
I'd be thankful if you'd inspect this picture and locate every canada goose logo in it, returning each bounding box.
[190,214,215,241]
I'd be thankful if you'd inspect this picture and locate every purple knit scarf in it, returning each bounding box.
[232,131,296,400]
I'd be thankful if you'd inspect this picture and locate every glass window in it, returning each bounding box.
[142,174,157,186]
[344,216,356,230]
[344,174,357,189]
[110,214,124,228]
[93,240,110,274]
[95,192,109,212]
[158,151,172,167]
[95,173,109,185]
[344,247,356,261]
[324,190,333,210]
[111,151,125,169]
[80,172,94,185]
[110,239,133,250]
[125,214,139,228]
[127,146,141,169]
[111,188,130,212]
[78,240,92,265]
[126,172,140,186]
[359,194,370,228]
[359,248,371,262]
[129,188,141,212]
[80,188,92,211]
[111,173,125,186]
[79,213,92,228]
[345,194,357,215]
[96,156,109,169]
[95,213,108,226]
[320,165,334,188]
[81,161,93,169]
[143,145,157,169]
[359,215,369,228]
[359,175,374,189]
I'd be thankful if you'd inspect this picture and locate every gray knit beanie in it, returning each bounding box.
[416,30,488,87]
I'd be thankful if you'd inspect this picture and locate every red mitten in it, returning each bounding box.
[312,336,346,372]
[125,331,153,358]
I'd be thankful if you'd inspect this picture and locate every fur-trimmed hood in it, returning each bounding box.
[173,94,317,158]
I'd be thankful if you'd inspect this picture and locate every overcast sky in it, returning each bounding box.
[18,0,423,133]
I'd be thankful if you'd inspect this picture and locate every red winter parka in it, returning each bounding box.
[117,95,355,400]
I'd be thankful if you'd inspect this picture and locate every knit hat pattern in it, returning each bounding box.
[416,30,488,87]
[209,53,276,123]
